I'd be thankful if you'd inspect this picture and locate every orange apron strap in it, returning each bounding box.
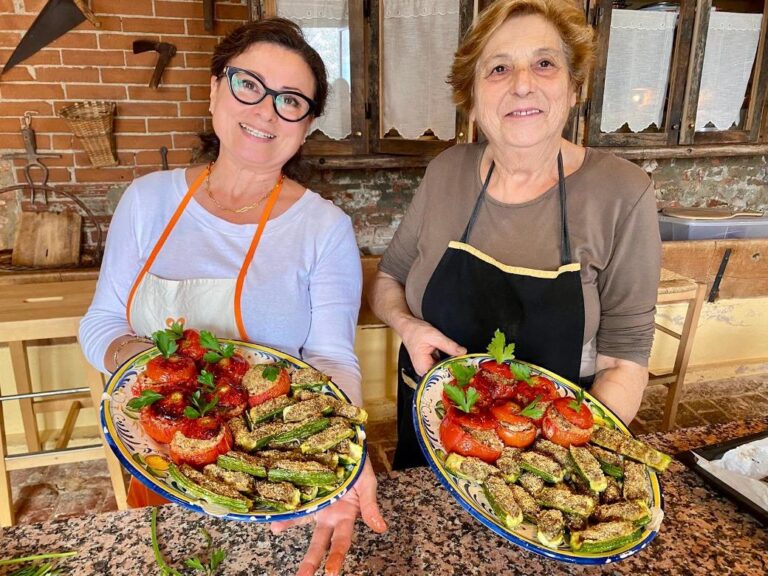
[234,175,285,341]
[125,166,210,328]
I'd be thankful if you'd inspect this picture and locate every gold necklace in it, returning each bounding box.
[204,162,285,214]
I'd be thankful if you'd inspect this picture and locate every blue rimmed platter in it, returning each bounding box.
[102,340,366,522]
[414,354,663,564]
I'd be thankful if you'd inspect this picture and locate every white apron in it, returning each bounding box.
[125,166,283,342]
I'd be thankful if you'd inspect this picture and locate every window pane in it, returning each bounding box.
[381,0,460,140]
[600,3,679,134]
[278,0,351,140]
[695,4,763,131]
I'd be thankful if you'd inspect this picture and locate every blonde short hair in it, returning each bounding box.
[449,0,594,114]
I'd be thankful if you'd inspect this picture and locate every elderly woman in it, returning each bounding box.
[80,18,385,575]
[371,0,661,470]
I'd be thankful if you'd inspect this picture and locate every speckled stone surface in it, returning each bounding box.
[2,419,767,575]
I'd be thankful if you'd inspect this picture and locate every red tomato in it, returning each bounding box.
[475,368,516,403]
[441,376,494,415]
[479,359,512,379]
[541,402,592,447]
[144,355,197,390]
[138,390,190,444]
[439,412,503,463]
[176,329,205,363]
[169,416,233,468]
[553,396,594,429]
[208,353,250,385]
[211,380,248,419]
[490,402,537,448]
[514,375,558,405]
[247,368,291,407]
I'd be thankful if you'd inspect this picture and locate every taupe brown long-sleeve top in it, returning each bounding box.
[380,144,661,376]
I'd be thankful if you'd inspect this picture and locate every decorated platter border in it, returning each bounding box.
[413,353,663,564]
[101,340,366,523]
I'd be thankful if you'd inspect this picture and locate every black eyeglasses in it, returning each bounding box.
[221,66,316,122]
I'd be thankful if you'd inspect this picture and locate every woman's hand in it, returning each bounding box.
[270,459,387,575]
[399,316,466,376]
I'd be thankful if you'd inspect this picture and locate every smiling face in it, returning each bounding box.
[209,42,316,171]
[473,14,577,152]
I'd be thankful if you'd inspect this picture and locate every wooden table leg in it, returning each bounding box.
[8,341,42,453]
[0,400,15,526]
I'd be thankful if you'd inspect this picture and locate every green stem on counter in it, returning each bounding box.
[150,507,183,576]
[0,553,77,567]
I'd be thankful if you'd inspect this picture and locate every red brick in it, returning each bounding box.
[15,166,72,183]
[127,86,188,101]
[61,49,126,66]
[155,1,200,18]
[12,153,75,168]
[65,84,128,100]
[0,102,55,117]
[185,52,213,69]
[0,48,61,67]
[119,102,178,117]
[0,67,34,82]
[35,67,101,83]
[47,32,99,50]
[122,16,186,34]
[115,134,174,149]
[0,33,21,47]
[136,148,192,166]
[101,68,153,85]
[91,0,153,16]
[0,83,65,100]
[180,102,210,116]
[0,14,36,29]
[22,0,48,12]
[160,35,218,53]
[0,0,16,12]
[189,85,213,100]
[52,134,77,149]
[186,18,242,37]
[17,117,69,133]
[147,118,204,132]
[74,167,135,182]
[97,33,134,50]
[0,132,26,149]
[216,4,249,20]
[172,133,202,148]
[114,118,147,133]
[158,68,210,86]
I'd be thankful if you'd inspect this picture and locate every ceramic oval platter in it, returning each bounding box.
[102,340,366,522]
[414,353,663,564]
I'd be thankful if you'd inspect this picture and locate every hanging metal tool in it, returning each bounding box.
[708,248,733,303]
[1,0,100,76]
[203,0,216,32]
[0,112,61,204]
[132,40,177,88]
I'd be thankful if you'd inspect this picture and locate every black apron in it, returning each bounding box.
[393,151,586,470]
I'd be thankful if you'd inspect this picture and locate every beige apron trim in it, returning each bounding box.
[401,369,419,391]
[447,241,581,278]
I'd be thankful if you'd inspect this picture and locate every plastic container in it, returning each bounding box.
[658,214,768,241]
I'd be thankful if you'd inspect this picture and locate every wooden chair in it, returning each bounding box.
[0,280,127,526]
[650,268,707,431]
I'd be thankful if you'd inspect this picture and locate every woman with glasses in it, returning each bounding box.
[80,18,385,574]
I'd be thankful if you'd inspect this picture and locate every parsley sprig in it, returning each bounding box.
[126,389,164,410]
[448,361,476,387]
[166,321,184,340]
[520,396,545,420]
[200,331,235,364]
[151,329,179,359]
[443,384,480,413]
[510,362,532,385]
[185,528,226,575]
[184,389,219,419]
[487,329,515,364]
[568,388,587,412]
[197,370,215,392]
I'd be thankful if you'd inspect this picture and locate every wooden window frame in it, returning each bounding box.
[585,0,768,153]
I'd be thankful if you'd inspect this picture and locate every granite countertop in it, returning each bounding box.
[2,418,767,575]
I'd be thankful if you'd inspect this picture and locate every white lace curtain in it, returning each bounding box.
[600,10,678,133]
[382,0,459,140]
[696,12,763,131]
[278,0,351,140]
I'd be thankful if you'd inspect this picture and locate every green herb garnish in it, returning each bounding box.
[184,390,219,419]
[443,383,480,413]
[487,329,515,364]
[150,507,184,576]
[510,362,532,384]
[126,389,164,411]
[261,364,280,382]
[197,370,215,392]
[166,321,184,340]
[448,361,476,387]
[184,528,226,575]
[0,551,76,576]
[152,329,178,359]
[520,396,545,419]
[200,331,235,364]
[568,388,586,412]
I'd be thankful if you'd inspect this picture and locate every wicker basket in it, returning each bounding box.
[58,101,118,167]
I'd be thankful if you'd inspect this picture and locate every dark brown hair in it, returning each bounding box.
[449,0,594,114]
[198,18,328,165]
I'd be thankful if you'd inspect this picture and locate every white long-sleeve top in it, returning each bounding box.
[79,169,363,404]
